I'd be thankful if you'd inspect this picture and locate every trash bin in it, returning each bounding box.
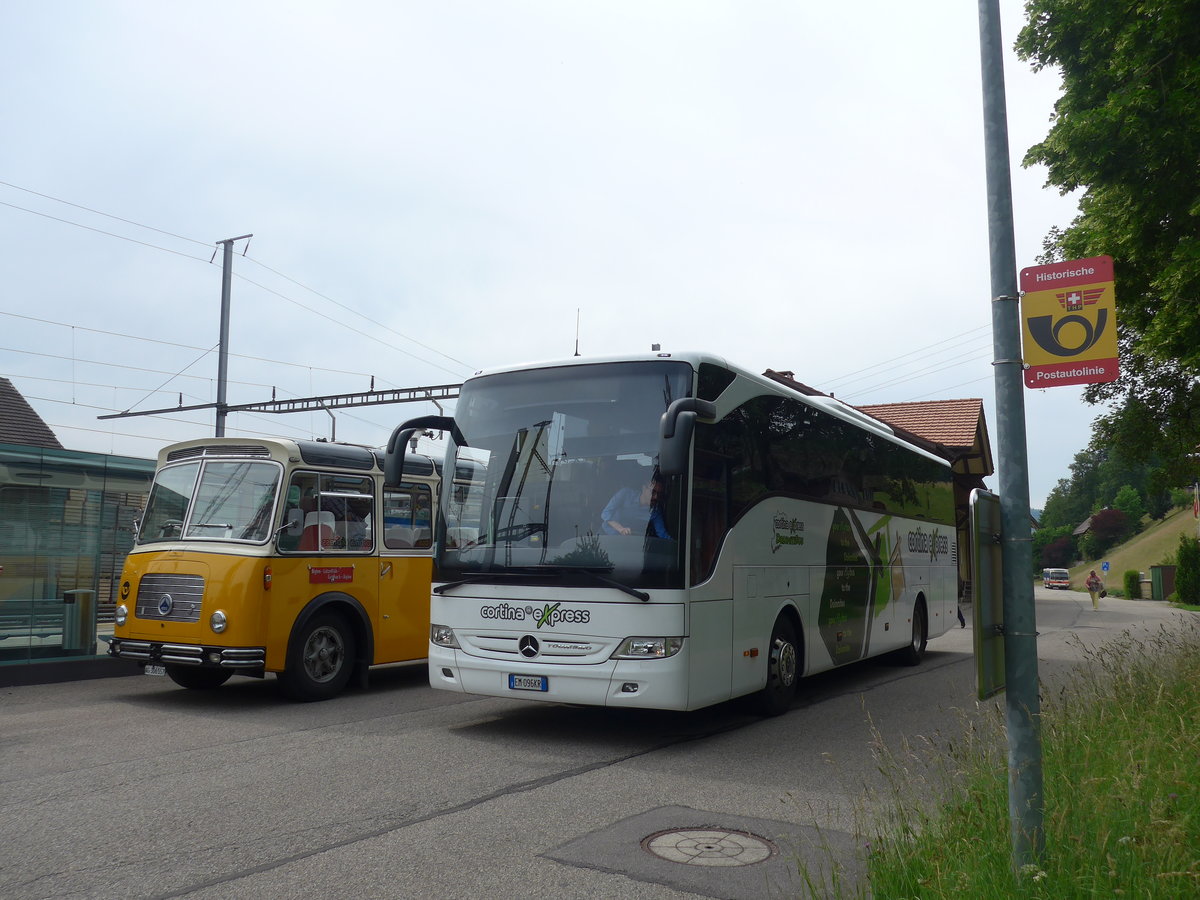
[1150,565,1177,603]
[62,589,96,652]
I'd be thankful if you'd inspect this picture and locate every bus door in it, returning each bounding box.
[274,471,382,658]
[375,481,435,662]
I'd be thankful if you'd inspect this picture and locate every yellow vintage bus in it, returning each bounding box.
[108,437,438,700]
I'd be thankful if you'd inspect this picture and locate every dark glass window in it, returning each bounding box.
[690,395,953,583]
[382,483,433,549]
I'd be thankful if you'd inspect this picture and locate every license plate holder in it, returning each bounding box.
[508,673,548,692]
[144,664,166,676]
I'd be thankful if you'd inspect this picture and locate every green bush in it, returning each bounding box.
[1122,569,1141,599]
[1176,534,1200,604]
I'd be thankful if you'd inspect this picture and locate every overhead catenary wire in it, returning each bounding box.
[819,323,993,392]
[0,179,212,247]
[0,310,409,384]
[4,180,1005,444]
[9,373,312,437]
[0,181,473,376]
[241,256,472,370]
[835,346,996,401]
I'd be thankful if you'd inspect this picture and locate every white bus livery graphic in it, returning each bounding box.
[386,351,958,714]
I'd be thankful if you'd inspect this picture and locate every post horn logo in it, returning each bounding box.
[1027,287,1108,358]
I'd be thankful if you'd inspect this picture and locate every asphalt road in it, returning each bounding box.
[1,589,1190,899]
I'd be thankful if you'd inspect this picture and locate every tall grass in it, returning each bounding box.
[856,621,1200,898]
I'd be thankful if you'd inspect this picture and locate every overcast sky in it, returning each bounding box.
[1,1,1092,507]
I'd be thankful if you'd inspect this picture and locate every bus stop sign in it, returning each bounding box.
[1019,255,1118,389]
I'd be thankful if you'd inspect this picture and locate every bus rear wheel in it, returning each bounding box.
[756,616,799,716]
[279,613,356,702]
[165,665,233,690]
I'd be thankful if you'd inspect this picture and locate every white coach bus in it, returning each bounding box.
[385,352,957,714]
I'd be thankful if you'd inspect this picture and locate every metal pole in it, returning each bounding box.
[214,234,252,437]
[977,0,1045,873]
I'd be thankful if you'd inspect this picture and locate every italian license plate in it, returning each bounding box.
[508,673,548,692]
[144,664,166,676]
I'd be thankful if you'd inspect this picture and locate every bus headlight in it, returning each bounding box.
[430,624,460,648]
[115,604,128,626]
[210,610,228,633]
[611,636,683,659]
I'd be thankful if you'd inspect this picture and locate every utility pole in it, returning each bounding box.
[977,0,1044,874]
[214,234,253,437]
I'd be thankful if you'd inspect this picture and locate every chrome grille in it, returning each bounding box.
[136,573,204,622]
[459,632,608,662]
[166,444,270,461]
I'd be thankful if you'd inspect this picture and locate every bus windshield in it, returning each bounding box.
[437,360,692,589]
[139,460,281,544]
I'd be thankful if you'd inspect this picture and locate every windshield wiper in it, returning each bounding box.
[526,565,649,602]
[569,568,650,602]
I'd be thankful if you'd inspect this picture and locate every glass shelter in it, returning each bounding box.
[0,443,153,668]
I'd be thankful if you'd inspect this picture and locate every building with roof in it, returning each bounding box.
[1,376,64,450]
[1,378,154,682]
[857,398,993,597]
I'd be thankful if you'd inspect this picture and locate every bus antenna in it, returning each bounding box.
[574,308,581,357]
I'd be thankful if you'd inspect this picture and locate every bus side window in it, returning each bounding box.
[277,478,309,552]
[383,483,432,550]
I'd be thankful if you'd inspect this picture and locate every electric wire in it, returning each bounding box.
[0,310,406,382]
[241,255,471,369]
[0,182,473,376]
[0,179,211,247]
[232,272,469,378]
[820,323,992,390]
[0,199,211,263]
[4,181,1003,442]
[8,372,311,437]
[835,345,995,400]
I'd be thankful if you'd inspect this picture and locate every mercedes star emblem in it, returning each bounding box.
[518,635,540,658]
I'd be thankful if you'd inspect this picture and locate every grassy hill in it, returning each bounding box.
[1066,505,1196,592]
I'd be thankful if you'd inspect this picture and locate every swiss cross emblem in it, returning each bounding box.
[1056,287,1104,311]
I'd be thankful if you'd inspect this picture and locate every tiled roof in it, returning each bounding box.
[0,377,63,449]
[856,398,984,450]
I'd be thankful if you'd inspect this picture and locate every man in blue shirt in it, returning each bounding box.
[601,478,670,538]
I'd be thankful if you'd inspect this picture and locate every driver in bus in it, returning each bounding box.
[601,477,671,539]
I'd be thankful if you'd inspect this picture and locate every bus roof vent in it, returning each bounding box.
[166,444,271,461]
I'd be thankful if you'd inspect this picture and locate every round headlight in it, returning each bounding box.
[210,610,228,633]
[115,604,128,626]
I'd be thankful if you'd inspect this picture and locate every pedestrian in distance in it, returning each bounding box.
[1086,569,1104,610]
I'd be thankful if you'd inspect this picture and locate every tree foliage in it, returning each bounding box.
[1174,534,1200,603]
[1090,507,1129,546]
[1039,535,1076,568]
[1112,484,1145,531]
[1016,1,1200,476]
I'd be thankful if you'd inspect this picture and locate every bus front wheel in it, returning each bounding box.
[895,601,928,666]
[165,665,233,690]
[280,613,356,702]
[756,616,799,716]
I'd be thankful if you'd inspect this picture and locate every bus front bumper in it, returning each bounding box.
[109,638,265,671]
[427,643,692,710]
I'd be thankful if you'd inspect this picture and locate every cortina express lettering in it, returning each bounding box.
[479,601,591,627]
[907,528,950,562]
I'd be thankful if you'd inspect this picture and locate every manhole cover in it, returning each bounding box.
[641,828,779,867]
